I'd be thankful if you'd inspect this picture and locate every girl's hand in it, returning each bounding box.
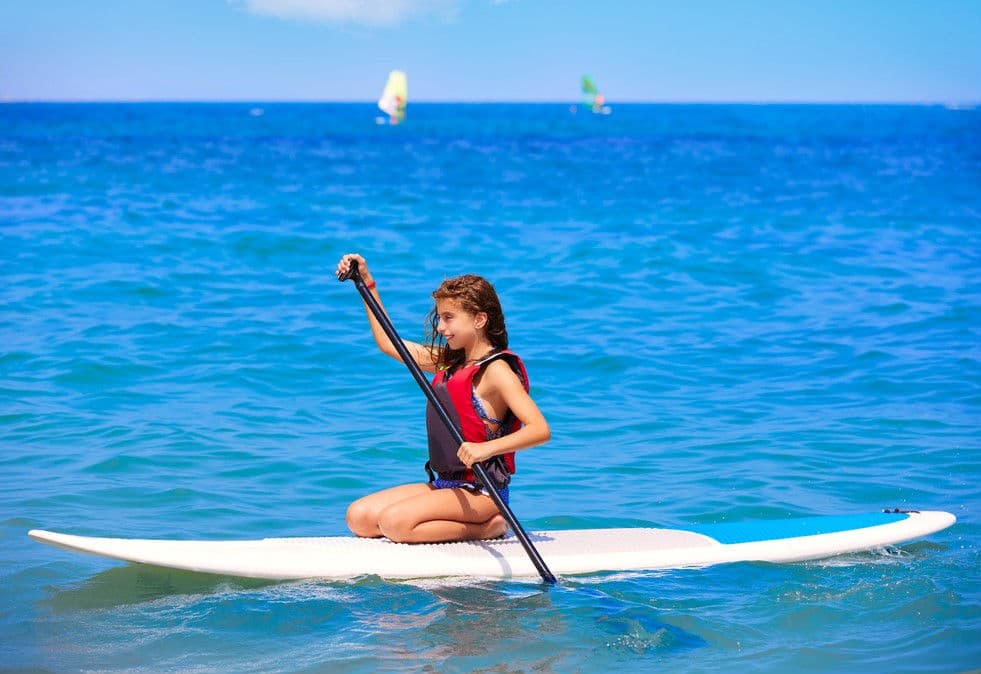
[336,253,374,285]
[458,441,494,468]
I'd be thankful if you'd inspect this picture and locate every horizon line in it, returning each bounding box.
[4,99,979,107]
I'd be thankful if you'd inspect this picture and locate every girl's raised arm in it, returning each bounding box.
[336,254,438,373]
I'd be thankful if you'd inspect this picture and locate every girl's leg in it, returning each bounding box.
[346,483,432,537]
[376,487,507,543]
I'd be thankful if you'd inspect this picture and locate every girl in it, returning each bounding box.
[335,253,550,543]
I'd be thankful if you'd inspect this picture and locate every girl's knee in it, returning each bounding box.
[346,500,379,537]
[377,507,415,543]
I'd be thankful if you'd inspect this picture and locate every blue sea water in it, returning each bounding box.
[1,102,979,672]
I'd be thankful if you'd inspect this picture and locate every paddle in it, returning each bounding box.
[339,261,557,584]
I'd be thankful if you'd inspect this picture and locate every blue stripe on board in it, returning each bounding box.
[690,512,909,545]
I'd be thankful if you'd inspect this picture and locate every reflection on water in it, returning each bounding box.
[41,563,278,611]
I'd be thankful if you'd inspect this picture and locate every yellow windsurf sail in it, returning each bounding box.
[378,70,408,123]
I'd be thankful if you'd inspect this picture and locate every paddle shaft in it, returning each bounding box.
[339,262,556,584]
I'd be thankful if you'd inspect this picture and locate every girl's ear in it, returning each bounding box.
[474,311,488,330]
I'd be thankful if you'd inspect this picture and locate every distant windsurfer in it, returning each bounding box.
[378,70,408,125]
[581,75,611,115]
[390,95,405,124]
[592,93,605,114]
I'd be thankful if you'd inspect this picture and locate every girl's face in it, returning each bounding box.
[435,299,486,351]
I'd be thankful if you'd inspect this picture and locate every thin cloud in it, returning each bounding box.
[233,0,459,26]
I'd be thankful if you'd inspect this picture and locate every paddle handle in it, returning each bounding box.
[339,261,556,584]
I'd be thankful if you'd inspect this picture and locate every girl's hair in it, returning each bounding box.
[426,274,509,368]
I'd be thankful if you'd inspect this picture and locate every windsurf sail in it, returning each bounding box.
[378,70,408,124]
[581,74,609,114]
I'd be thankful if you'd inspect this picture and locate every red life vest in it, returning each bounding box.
[425,350,529,487]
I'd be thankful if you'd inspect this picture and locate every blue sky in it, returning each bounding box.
[2,0,979,103]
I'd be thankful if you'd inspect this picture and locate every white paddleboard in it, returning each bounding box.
[29,510,954,581]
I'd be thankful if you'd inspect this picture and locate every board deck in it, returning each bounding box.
[29,510,955,581]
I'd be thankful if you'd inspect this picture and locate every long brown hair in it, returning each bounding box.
[425,274,509,368]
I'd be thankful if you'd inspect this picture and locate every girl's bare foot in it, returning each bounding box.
[482,514,508,539]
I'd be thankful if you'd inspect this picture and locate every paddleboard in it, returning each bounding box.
[29,510,954,581]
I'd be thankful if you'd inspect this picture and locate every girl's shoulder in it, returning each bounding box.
[482,352,527,388]
[482,349,521,364]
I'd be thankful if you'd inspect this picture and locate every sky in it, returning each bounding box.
[2,0,979,103]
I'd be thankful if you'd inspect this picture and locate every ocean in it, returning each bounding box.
[1,102,979,672]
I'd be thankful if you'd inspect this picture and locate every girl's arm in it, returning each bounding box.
[336,253,438,373]
[458,360,551,466]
